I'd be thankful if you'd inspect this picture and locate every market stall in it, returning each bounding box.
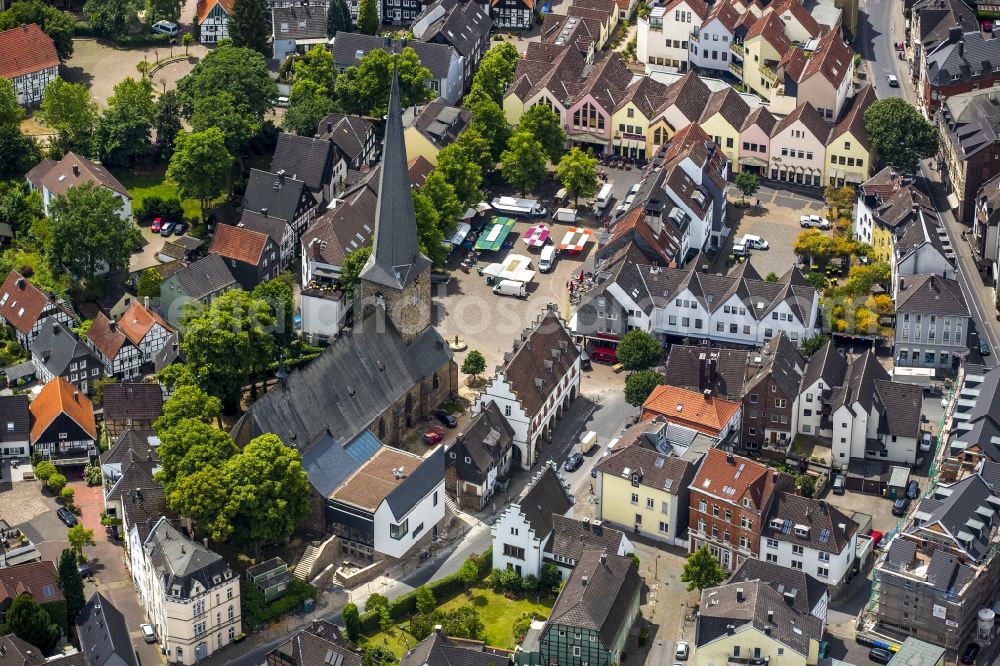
[559,227,593,254]
[522,224,550,248]
[474,217,517,252]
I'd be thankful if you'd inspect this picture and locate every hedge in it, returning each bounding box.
[260,578,315,623]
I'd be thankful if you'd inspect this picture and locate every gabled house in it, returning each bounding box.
[795,338,847,439]
[31,318,105,394]
[975,173,1000,291]
[687,0,742,74]
[493,464,574,577]
[738,106,777,176]
[29,377,97,467]
[400,630,513,666]
[637,0,709,71]
[209,223,280,289]
[760,492,859,593]
[891,206,956,286]
[688,449,794,571]
[473,306,582,470]
[267,620,362,666]
[492,0,534,30]
[102,383,163,441]
[238,211,296,269]
[938,87,1000,223]
[729,558,830,630]
[694,580,822,666]
[115,298,175,369]
[0,271,75,350]
[738,13,792,100]
[564,54,633,156]
[159,254,237,328]
[0,24,59,106]
[773,28,854,119]
[855,170,933,263]
[86,314,143,379]
[546,515,633,578]
[824,85,876,187]
[76,592,139,666]
[698,87,751,168]
[0,395,30,460]
[317,113,379,173]
[327,446,446,561]
[446,400,515,511]
[131,518,240,665]
[272,4,328,61]
[412,0,493,85]
[611,76,671,160]
[0,561,65,631]
[242,169,319,241]
[741,333,805,459]
[641,385,742,441]
[664,345,749,401]
[104,449,162,541]
[25,152,131,220]
[503,43,587,127]
[769,102,829,186]
[402,102,472,166]
[196,0,233,44]
[894,274,970,370]
[535,550,642,666]
[920,28,1000,116]
[270,133,336,207]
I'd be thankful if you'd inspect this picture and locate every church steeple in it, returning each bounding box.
[359,52,432,292]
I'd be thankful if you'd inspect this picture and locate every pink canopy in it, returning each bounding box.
[523,224,550,247]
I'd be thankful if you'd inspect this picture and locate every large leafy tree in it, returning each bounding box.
[228,0,270,54]
[0,79,39,178]
[0,78,22,129]
[435,143,482,207]
[156,418,238,493]
[83,0,143,37]
[190,92,261,162]
[180,289,277,410]
[326,0,352,35]
[47,183,141,282]
[153,89,183,158]
[67,524,96,558]
[284,80,335,137]
[38,78,98,156]
[519,104,565,164]
[468,42,520,104]
[864,97,939,174]
[624,369,665,407]
[454,128,493,174]
[615,329,662,371]
[357,0,378,34]
[420,170,464,229]
[168,465,234,541]
[336,47,433,117]
[0,182,44,234]
[0,1,75,59]
[176,44,277,120]
[555,147,598,207]
[57,549,85,625]
[96,76,155,167]
[467,95,511,163]
[252,278,295,346]
[156,385,223,432]
[500,130,548,195]
[225,433,311,556]
[149,0,183,22]
[413,190,446,266]
[338,246,371,298]
[166,129,232,219]
[0,594,61,653]
[294,43,337,91]
[680,545,726,591]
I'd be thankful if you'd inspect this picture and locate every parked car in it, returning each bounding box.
[423,425,444,445]
[980,339,991,356]
[580,350,592,371]
[173,221,188,236]
[887,74,899,87]
[140,623,157,643]
[276,96,289,108]
[800,214,831,229]
[675,641,689,661]
[961,643,980,664]
[160,221,177,237]
[832,474,846,495]
[869,648,893,664]
[563,452,584,472]
[920,432,933,452]
[434,409,457,428]
[150,20,178,36]
[742,234,769,250]
[905,480,919,499]
[591,466,598,478]
[891,497,910,516]
[151,217,163,233]
[56,507,77,527]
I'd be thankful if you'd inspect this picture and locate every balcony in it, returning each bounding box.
[39,443,96,466]
[729,657,769,666]
[730,62,743,77]
[690,27,700,41]
[760,64,778,83]
[730,41,744,56]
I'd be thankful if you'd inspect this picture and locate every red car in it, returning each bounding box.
[423,425,445,445]
[151,217,163,233]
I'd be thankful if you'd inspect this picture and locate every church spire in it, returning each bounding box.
[359,50,431,291]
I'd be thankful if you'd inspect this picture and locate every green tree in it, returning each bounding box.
[149,0,183,22]
[415,585,435,616]
[156,417,238,492]
[83,0,143,37]
[283,80,336,137]
[67,524,96,559]
[680,544,726,591]
[326,0,351,36]
[252,278,296,346]
[624,369,665,407]
[357,0,378,34]
[343,602,361,641]
[190,91,261,163]
[864,97,939,174]
[96,76,155,167]
[167,129,232,220]
[555,147,598,207]
[0,594,60,653]
[59,486,75,504]
[378,604,393,633]
[420,169,465,227]
[469,43,520,104]
[615,329,662,371]
[176,44,277,119]
[765,271,779,282]
[156,385,223,431]
[46,473,67,494]
[48,183,141,282]
[365,592,389,612]
[293,43,337,91]
[182,32,194,55]
[0,0,76,59]
[519,104,566,164]
[336,47,433,117]
[435,143,483,205]
[33,460,56,482]
[0,78,23,128]
[412,190,447,266]
[167,466,234,541]
[38,78,98,156]
[225,433,311,555]
[157,364,197,393]
[339,246,371,298]
[0,182,43,234]
[795,473,817,498]
[468,96,511,162]
[0,124,41,178]
[458,557,479,590]
[454,128,494,175]
[57,549,85,625]
[441,606,484,640]
[735,171,760,205]
[461,350,486,382]
[153,89,183,158]
[137,268,163,299]
[501,131,548,195]
[228,0,270,54]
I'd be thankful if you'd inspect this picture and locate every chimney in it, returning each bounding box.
[736,587,744,602]
[767,610,774,623]
[435,624,443,635]
[109,321,117,332]
[582,575,589,586]
[727,624,735,635]
[327,121,333,133]
[600,549,608,565]
[15,277,24,289]
[144,296,151,311]
[727,449,735,464]
[261,207,269,217]
[72,164,80,177]
[949,25,963,43]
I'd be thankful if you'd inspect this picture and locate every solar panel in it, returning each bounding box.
[818,528,830,543]
[782,519,793,534]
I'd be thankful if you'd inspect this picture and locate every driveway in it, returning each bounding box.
[68,479,108,541]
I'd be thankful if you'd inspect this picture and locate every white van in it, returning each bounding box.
[742,234,769,250]
[151,20,179,36]
[553,207,577,223]
[596,183,614,210]
[539,245,557,273]
[602,437,621,457]
[493,279,527,298]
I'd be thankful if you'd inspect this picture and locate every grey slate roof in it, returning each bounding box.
[171,254,237,300]
[120,482,171,543]
[237,306,452,450]
[895,274,969,316]
[545,515,626,564]
[268,620,363,666]
[399,631,509,666]
[103,383,163,423]
[801,338,847,390]
[270,134,334,198]
[745,333,805,403]
[102,429,158,467]
[302,430,383,499]
[761,491,858,554]
[909,474,999,562]
[925,30,1000,87]
[894,209,953,268]
[332,34,455,79]
[239,210,291,248]
[359,67,432,291]
[458,401,514,474]
[913,0,975,50]
[517,464,573,539]
[413,0,492,58]
[317,113,373,162]
[595,441,695,495]
[0,635,47,665]
[874,380,923,439]
[728,559,829,617]
[0,395,29,444]
[697,581,822,656]
[664,345,749,401]
[272,4,328,40]
[403,102,472,151]
[76,592,139,666]
[831,349,890,416]
[242,169,308,224]
[144,518,233,599]
[545,550,642,646]
[31,318,101,378]
[386,446,445,519]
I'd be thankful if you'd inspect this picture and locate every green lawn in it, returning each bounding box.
[365,585,554,655]
[109,166,202,220]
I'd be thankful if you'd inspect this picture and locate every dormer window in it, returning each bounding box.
[742,498,752,508]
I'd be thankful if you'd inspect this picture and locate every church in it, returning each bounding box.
[234,65,457,535]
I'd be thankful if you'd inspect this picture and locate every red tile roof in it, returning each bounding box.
[689,448,785,508]
[0,25,59,80]
[408,156,434,188]
[746,12,791,53]
[30,377,97,443]
[117,298,172,346]
[86,312,129,361]
[663,0,710,19]
[197,0,234,24]
[0,271,56,335]
[800,29,853,86]
[211,223,271,266]
[641,385,741,435]
[768,0,821,38]
[0,561,63,605]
